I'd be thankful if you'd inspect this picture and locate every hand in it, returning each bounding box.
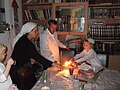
[30,58,36,64]
[72,62,78,68]
[7,58,15,66]
[66,47,70,50]
[70,58,75,63]
[52,62,63,70]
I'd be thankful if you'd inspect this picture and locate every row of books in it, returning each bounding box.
[24,0,50,4]
[88,24,120,40]
[89,0,120,4]
[23,9,51,20]
[23,0,89,4]
[94,41,120,54]
[23,0,120,4]
[89,8,120,19]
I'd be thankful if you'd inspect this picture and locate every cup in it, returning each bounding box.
[69,67,74,75]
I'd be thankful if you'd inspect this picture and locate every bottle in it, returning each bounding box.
[41,72,50,90]
[79,83,84,90]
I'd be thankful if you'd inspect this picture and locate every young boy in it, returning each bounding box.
[0,43,15,90]
[72,38,103,72]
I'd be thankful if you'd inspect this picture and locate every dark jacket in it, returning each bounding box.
[10,34,53,90]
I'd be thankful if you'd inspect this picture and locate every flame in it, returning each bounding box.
[64,61,72,67]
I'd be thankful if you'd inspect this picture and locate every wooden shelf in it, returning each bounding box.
[57,31,87,36]
[22,3,52,6]
[23,20,48,25]
[89,3,120,8]
[94,40,120,42]
[88,3,120,54]
[89,18,120,25]
[22,2,53,25]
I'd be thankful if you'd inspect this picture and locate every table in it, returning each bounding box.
[31,67,120,90]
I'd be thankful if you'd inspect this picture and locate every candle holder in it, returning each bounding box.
[69,67,74,75]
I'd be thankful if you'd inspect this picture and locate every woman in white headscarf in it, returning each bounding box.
[12,22,38,48]
[10,22,62,90]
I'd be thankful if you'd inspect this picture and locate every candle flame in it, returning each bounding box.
[64,61,72,67]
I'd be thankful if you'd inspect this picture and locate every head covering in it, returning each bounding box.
[12,22,37,48]
[87,38,95,44]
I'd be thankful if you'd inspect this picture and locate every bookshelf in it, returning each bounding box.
[52,2,88,36]
[22,3,53,26]
[22,0,120,54]
[22,1,88,36]
[88,2,120,54]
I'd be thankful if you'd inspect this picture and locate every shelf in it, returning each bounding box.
[89,19,120,25]
[22,2,52,25]
[23,20,48,25]
[22,3,52,6]
[88,3,120,55]
[94,40,120,42]
[94,40,120,55]
[57,31,87,36]
[89,3,120,8]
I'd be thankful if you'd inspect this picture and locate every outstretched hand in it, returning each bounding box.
[52,61,63,70]
[69,58,78,67]
[66,47,70,50]
[69,58,75,63]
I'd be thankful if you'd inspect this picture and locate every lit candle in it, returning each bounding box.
[64,61,72,67]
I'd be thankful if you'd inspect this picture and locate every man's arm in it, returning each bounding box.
[40,35,55,62]
[53,32,67,48]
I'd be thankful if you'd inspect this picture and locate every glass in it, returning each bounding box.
[56,6,85,32]
[69,67,74,75]
[40,72,51,90]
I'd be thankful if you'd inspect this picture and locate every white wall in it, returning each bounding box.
[0,0,22,61]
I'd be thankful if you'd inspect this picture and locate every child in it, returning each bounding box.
[0,43,15,90]
[72,38,103,72]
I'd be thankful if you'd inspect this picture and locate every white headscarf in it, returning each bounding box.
[12,22,37,48]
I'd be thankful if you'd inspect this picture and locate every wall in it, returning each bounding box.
[0,0,22,61]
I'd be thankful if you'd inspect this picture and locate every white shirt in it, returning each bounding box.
[74,49,103,72]
[40,29,66,63]
[0,62,12,90]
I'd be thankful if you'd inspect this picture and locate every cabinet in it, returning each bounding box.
[22,2,88,35]
[52,2,88,36]
[22,3,52,26]
[88,3,120,54]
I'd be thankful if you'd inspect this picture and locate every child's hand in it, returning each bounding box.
[70,58,75,63]
[7,58,15,66]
